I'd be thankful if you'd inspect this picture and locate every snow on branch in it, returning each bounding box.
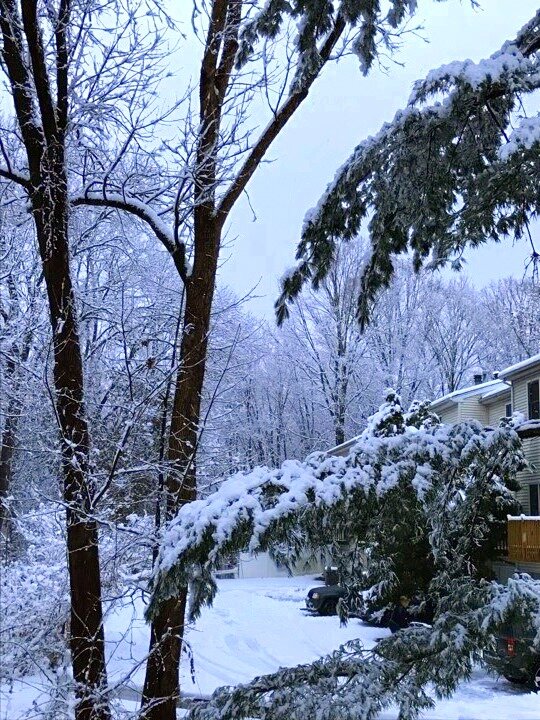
[275,9,540,327]
[235,1,419,81]
[0,167,31,189]
[71,191,189,281]
[148,394,524,621]
[499,113,540,160]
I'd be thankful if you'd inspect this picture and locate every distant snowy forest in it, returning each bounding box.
[3,235,540,515]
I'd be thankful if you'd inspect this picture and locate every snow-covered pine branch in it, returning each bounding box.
[146,392,538,720]
[147,392,525,621]
[275,9,540,326]
[235,0,420,83]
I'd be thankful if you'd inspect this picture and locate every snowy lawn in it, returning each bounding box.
[2,575,539,719]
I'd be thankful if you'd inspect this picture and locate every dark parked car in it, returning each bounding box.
[485,621,540,690]
[305,567,347,616]
[305,583,347,615]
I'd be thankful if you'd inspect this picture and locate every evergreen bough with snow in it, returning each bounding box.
[275,9,540,326]
[147,392,540,720]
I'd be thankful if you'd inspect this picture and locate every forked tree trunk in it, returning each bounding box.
[140,5,346,715]
[32,179,109,720]
[141,216,220,720]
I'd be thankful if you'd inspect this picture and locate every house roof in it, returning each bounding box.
[327,436,360,457]
[479,383,511,404]
[499,353,540,380]
[430,379,508,410]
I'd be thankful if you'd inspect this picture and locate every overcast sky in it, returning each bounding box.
[185,2,540,318]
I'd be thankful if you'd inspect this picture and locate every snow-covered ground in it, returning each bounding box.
[106,575,386,697]
[2,575,539,719]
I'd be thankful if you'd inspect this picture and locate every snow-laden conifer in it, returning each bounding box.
[275,10,540,326]
[146,393,539,718]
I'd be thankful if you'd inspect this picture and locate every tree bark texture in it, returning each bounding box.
[32,169,110,720]
[0,1,110,717]
[141,217,220,720]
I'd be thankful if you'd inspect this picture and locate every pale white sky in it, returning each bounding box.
[186,2,539,318]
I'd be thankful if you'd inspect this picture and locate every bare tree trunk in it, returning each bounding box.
[0,333,32,545]
[0,2,110,715]
[33,188,110,720]
[0,351,17,541]
[141,5,345,715]
[0,401,17,543]
[141,218,220,720]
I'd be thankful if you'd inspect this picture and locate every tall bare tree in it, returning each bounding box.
[128,4,423,716]
[283,241,371,446]
[0,1,171,716]
[0,2,113,716]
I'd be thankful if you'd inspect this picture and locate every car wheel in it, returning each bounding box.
[319,600,337,616]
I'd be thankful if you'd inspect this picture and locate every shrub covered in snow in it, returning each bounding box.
[0,505,154,679]
[1,505,69,677]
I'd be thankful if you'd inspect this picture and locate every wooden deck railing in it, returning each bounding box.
[507,517,540,563]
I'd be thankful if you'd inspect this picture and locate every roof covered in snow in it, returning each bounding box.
[479,384,512,404]
[430,379,509,410]
[327,436,361,457]
[498,352,540,380]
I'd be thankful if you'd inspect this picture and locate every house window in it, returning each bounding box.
[528,379,540,420]
[505,403,512,418]
[530,484,540,516]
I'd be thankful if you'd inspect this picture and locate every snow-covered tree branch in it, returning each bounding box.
[144,392,540,719]
[148,393,525,621]
[276,9,540,325]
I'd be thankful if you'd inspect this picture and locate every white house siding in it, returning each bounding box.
[486,396,510,426]
[237,552,289,579]
[515,437,540,512]
[437,404,459,424]
[431,368,540,577]
[456,396,488,424]
[512,371,540,420]
[510,373,540,575]
[509,374,540,513]
[513,377,528,418]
